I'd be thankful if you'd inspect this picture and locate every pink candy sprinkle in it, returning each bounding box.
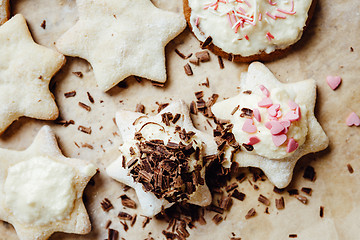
[326,76,342,90]
[258,97,273,108]
[284,108,300,122]
[267,104,280,117]
[247,136,261,145]
[270,121,285,135]
[242,119,257,133]
[280,120,291,128]
[272,134,287,147]
[259,85,270,97]
[265,121,272,129]
[286,138,299,153]
[288,100,299,110]
[253,108,261,122]
[346,112,360,126]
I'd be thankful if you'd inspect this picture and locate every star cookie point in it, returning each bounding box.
[56,0,186,91]
[212,62,328,188]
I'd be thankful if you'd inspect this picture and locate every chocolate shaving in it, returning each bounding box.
[273,186,285,194]
[142,216,151,228]
[64,91,76,98]
[212,214,223,225]
[105,220,112,229]
[218,56,224,69]
[101,198,113,212]
[201,36,213,49]
[120,194,137,209]
[118,211,133,220]
[242,90,252,95]
[108,229,119,240]
[225,182,238,192]
[130,214,137,227]
[78,125,92,134]
[287,189,299,196]
[258,194,270,206]
[231,105,239,115]
[320,206,324,218]
[242,143,253,151]
[156,102,169,113]
[87,92,94,103]
[347,163,354,173]
[79,102,91,111]
[162,230,179,240]
[81,143,93,149]
[195,51,210,62]
[55,119,75,127]
[184,63,193,76]
[40,20,46,29]
[275,197,285,210]
[72,71,83,78]
[245,208,256,219]
[219,196,233,211]
[189,57,199,65]
[231,189,245,201]
[301,187,312,196]
[195,91,204,100]
[172,114,181,124]
[201,77,210,87]
[190,101,198,115]
[241,108,253,117]
[175,49,187,59]
[303,166,316,181]
[136,104,145,113]
[206,204,224,214]
[295,195,308,204]
[289,234,298,238]
[120,220,129,231]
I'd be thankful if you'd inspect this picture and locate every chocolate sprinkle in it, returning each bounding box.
[120,220,129,231]
[218,56,224,69]
[258,194,270,206]
[64,91,76,98]
[289,234,297,238]
[79,102,91,111]
[120,194,137,209]
[212,214,223,225]
[184,63,193,76]
[40,20,46,29]
[301,187,312,196]
[200,36,213,49]
[105,220,112,229]
[136,104,145,113]
[275,197,285,210]
[142,216,151,228]
[100,198,113,212]
[295,195,308,204]
[195,51,210,62]
[108,229,119,240]
[195,91,204,100]
[72,71,83,78]
[87,92,95,103]
[190,101,198,115]
[231,189,246,201]
[320,206,324,218]
[78,125,92,134]
[347,163,354,174]
[242,143,254,151]
[175,49,187,59]
[130,214,137,227]
[303,166,316,181]
[242,90,252,95]
[231,105,239,115]
[245,208,256,219]
[118,211,133,220]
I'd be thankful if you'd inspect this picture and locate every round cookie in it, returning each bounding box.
[183,0,316,62]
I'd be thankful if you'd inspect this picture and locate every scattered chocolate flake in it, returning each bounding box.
[189,57,199,65]
[212,214,223,225]
[117,81,128,88]
[130,214,137,227]
[72,71,83,78]
[264,207,269,214]
[350,47,354,52]
[231,105,239,115]
[151,81,165,87]
[190,101,198,115]
[40,20,46,29]
[289,234,297,238]
[79,102,91,111]
[201,36,213,49]
[275,197,285,210]
[303,166,316,181]
[301,187,312,196]
[287,189,299,196]
[101,198,113,212]
[123,185,131,192]
[242,90,252,95]
[120,220,129,231]
[136,104,145,113]
[273,186,285,194]
[219,196,233,211]
[253,184,259,190]
[184,63,193,76]
[55,119,75,127]
[162,230,179,239]
[172,113,181,124]
[120,194,137,209]
[231,189,245,202]
[218,56,224,69]
[242,143,253,151]
[118,211,133,220]
[241,108,253,117]
[320,206,324,218]
[230,238,242,240]
[347,163,354,174]
[175,49,187,59]
[195,91,204,100]
[258,194,270,206]
[245,208,256,219]
[206,204,224,214]
[236,173,247,183]
[64,91,76,98]
[201,77,210,87]
[87,92,94,103]
[108,229,119,240]
[81,143,94,149]
[156,102,169,113]
[105,220,112,229]
[78,125,92,134]
[142,216,151,228]
[74,142,80,148]
[195,51,210,62]
[225,182,238,192]
[295,195,308,204]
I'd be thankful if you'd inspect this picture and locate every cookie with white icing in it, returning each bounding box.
[0,0,9,25]
[106,100,217,217]
[211,62,328,188]
[56,0,186,92]
[0,14,65,134]
[184,0,315,62]
[0,126,98,240]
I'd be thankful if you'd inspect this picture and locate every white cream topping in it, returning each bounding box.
[212,83,308,160]
[4,157,76,226]
[188,0,312,56]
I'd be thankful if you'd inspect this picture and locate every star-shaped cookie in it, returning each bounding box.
[0,0,9,25]
[106,100,217,217]
[0,126,97,240]
[56,0,186,92]
[212,62,329,188]
[0,14,65,134]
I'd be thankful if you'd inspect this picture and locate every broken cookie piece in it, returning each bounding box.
[0,0,9,25]
[212,62,329,188]
[56,0,186,91]
[0,126,97,240]
[0,14,65,134]
[106,100,217,217]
